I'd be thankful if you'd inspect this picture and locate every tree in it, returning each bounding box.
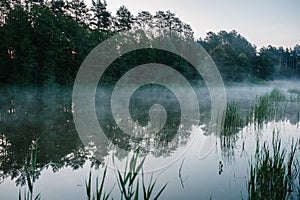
[182,23,194,39]
[198,30,257,81]
[0,0,10,26]
[24,0,45,12]
[1,5,35,84]
[115,5,134,31]
[153,10,186,38]
[90,0,111,31]
[65,0,89,26]
[136,11,153,31]
[49,0,66,15]
[154,11,166,29]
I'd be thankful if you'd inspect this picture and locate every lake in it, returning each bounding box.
[0,80,299,200]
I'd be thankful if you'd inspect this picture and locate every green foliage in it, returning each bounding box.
[85,167,112,200]
[221,89,287,137]
[0,1,299,86]
[198,30,256,82]
[84,150,167,200]
[0,1,195,86]
[114,150,167,200]
[222,102,243,135]
[247,132,299,200]
[90,0,111,31]
[18,138,63,200]
[198,31,300,82]
[19,138,41,200]
[250,89,286,128]
[115,5,134,31]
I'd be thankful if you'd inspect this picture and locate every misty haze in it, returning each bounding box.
[0,1,299,200]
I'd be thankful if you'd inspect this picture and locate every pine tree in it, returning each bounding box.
[115,5,134,31]
[136,11,153,31]
[65,0,89,26]
[90,0,111,31]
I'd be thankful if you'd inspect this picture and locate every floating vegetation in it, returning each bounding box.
[247,131,299,200]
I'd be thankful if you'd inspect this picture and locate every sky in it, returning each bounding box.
[86,0,300,49]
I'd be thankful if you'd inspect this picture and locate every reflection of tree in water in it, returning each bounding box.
[219,135,239,165]
[0,87,195,185]
[0,88,109,186]
[97,84,195,160]
[110,125,192,161]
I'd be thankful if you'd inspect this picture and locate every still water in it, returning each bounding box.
[0,80,299,200]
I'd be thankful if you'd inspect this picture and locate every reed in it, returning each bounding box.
[247,131,299,200]
[85,149,167,200]
[250,89,285,128]
[19,139,62,200]
[19,139,41,200]
[222,102,243,136]
[115,150,167,200]
[85,167,112,200]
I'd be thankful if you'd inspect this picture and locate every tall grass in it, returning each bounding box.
[18,141,167,200]
[250,89,286,128]
[85,167,112,200]
[85,150,167,200]
[19,139,41,200]
[19,139,62,200]
[247,131,299,200]
[221,89,287,136]
[222,102,243,136]
[114,151,167,200]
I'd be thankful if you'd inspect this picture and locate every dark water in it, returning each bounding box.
[0,82,299,200]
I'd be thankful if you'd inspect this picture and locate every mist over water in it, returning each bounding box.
[0,80,299,199]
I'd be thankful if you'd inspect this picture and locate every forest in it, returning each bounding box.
[0,0,299,86]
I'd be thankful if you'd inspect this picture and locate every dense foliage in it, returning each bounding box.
[0,0,299,86]
[198,31,300,82]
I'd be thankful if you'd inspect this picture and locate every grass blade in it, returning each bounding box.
[85,171,91,200]
[153,183,167,200]
[133,180,139,200]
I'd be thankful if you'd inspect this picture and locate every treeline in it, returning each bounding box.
[198,31,300,82]
[0,0,299,86]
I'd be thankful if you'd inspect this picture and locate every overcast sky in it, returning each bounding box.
[86,0,300,49]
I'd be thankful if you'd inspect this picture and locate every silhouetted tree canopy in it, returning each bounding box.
[0,0,299,86]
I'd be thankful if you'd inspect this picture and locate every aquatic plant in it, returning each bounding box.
[222,89,286,135]
[247,131,299,200]
[85,150,167,200]
[269,88,286,102]
[18,139,62,200]
[114,151,167,200]
[85,167,112,200]
[250,89,286,128]
[19,139,41,200]
[222,102,243,136]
